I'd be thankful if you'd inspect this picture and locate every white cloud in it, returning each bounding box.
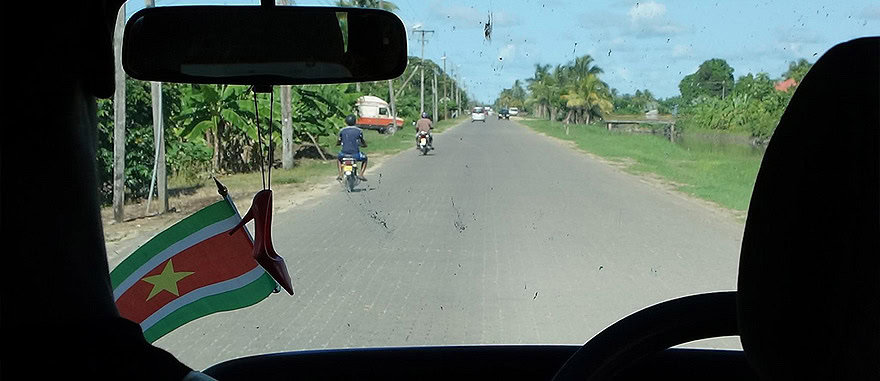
[580,1,684,39]
[628,1,666,22]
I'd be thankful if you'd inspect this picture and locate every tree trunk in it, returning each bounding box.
[281,85,294,169]
[150,81,167,213]
[304,131,327,161]
[216,122,225,172]
[550,107,557,121]
[563,109,573,124]
[112,4,126,222]
[585,111,591,125]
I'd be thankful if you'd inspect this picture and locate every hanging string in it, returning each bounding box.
[268,90,274,190]
[252,91,266,189]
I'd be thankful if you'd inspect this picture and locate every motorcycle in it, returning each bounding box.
[339,156,360,191]
[417,131,431,155]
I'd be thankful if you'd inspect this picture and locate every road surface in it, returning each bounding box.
[155,117,745,370]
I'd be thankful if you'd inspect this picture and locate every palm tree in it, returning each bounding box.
[560,55,611,125]
[527,64,552,119]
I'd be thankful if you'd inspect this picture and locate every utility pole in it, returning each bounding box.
[113,3,126,223]
[413,28,434,113]
[441,53,447,119]
[456,70,462,116]
[280,0,294,168]
[145,0,167,214]
[450,66,457,117]
[381,0,397,126]
[432,69,438,121]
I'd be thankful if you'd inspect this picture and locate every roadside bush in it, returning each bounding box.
[678,72,792,139]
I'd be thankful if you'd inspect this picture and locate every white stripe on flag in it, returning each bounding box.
[113,214,242,301]
[140,266,268,331]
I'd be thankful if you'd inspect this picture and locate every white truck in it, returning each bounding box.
[355,95,405,134]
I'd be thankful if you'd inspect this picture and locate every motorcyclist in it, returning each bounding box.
[415,112,434,150]
[336,114,368,181]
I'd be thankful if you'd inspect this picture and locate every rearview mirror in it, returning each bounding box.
[123,6,408,85]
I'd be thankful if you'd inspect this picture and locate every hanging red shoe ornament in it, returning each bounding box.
[228,189,294,295]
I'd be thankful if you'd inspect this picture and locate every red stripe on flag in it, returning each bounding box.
[116,229,258,324]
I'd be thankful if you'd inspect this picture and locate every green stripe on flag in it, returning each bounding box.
[143,272,277,343]
[110,200,237,289]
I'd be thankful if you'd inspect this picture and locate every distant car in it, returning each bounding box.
[471,107,486,122]
[485,106,494,116]
[498,108,510,120]
[508,107,519,116]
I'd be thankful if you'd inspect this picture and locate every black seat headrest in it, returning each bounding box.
[737,37,879,379]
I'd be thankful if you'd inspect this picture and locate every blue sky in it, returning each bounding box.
[126,0,879,103]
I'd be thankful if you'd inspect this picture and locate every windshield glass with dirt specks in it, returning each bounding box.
[103,0,878,370]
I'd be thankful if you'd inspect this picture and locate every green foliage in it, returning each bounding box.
[336,0,398,11]
[612,89,659,114]
[289,84,356,141]
[354,56,465,121]
[496,79,528,109]
[679,58,735,106]
[97,79,158,204]
[96,54,469,204]
[783,58,813,83]
[508,55,613,123]
[679,72,790,139]
[657,96,681,115]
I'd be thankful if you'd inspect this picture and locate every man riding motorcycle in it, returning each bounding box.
[415,112,434,150]
[336,114,368,181]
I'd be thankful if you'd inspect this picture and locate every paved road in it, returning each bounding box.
[155,117,745,370]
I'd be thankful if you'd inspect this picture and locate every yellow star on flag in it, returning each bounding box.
[142,260,194,301]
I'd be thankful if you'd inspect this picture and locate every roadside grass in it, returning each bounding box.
[521,119,762,212]
[167,116,466,196]
[168,158,337,194]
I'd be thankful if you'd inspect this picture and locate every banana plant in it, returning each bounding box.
[177,84,251,172]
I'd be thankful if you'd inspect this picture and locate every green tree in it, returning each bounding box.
[526,64,553,118]
[559,55,612,124]
[96,79,171,203]
[783,58,813,83]
[177,85,253,173]
[336,0,398,11]
[679,58,735,106]
[561,73,613,124]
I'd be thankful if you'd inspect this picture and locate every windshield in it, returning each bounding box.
[103,0,877,370]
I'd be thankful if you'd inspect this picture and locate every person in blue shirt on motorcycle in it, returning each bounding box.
[336,114,369,181]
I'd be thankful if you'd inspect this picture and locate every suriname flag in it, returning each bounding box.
[110,199,278,343]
